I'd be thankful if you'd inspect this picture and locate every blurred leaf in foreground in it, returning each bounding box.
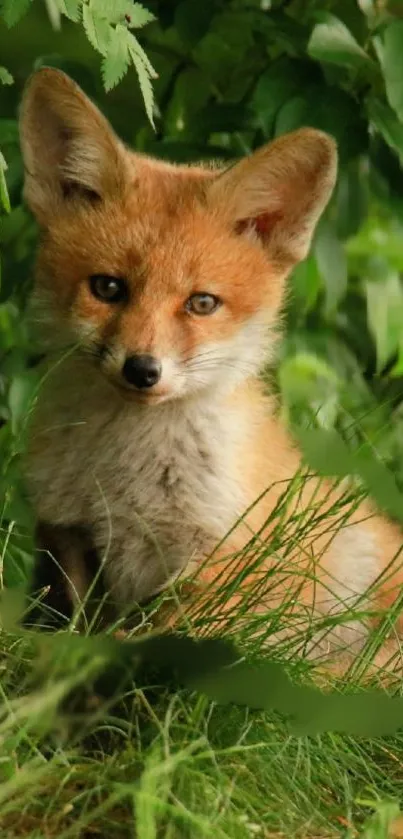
[5,593,403,739]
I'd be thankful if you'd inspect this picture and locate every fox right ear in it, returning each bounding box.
[208,128,337,267]
[19,68,129,224]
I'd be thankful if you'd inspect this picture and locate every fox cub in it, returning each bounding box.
[20,68,403,671]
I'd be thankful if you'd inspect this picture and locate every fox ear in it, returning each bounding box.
[20,68,129,223]
[208,128,337,266]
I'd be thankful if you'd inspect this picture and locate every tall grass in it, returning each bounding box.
[2,351,403,837]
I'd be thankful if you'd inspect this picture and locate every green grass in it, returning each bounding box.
[3,318,403,839]
[1,619,403,839]
[2,463,403,839]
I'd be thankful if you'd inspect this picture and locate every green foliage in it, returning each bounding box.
[1,0,403,643]
[3,3,403,833]
[5,600,403,739]
[360,799,402,839]
[0,1,402,435]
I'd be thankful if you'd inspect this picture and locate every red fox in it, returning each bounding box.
[20,68,403,675]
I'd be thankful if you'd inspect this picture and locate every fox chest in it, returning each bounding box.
[26,391,245,601]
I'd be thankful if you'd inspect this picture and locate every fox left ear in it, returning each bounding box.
[208,128,337,266]
[20,67,130,225]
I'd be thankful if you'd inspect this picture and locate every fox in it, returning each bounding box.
[19,67,403,677]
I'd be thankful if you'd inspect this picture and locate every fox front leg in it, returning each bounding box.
[25,521,113,630]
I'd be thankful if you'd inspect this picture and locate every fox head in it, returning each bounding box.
[20,68,337,404]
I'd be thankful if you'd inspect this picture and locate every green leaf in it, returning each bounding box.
[361,801,402,839]
[174,0,214,48]
[368,98,403,162]
[356,446,403,523]
[365,267,403,373]
[275,84,367,162]
[44,0,61,30]
[93,0,154,27]
[126,31,157,126]
[291,254,321,313]
[297,427,403,524]
[130,2,155,28]
[251,59,304,135]
[0,67,13,85]
[336,163,368,240]
[195,103,257,135]
[190,654,403,737]
[126,29,157,80]
[382,21,403,123]
[297,427,353,478]
[164,67,210,139]
[279,352,340,429]
[193,11,257,97]
[91,0,128,20]
[58,0,81,22]
[346,210,403,272]
[275,96,307,137]
[7,615,403,738]
[308,12,370,70]
[102,23,130,91]
[314,219,348,317]
[130,54,155,128]
[0,151,10,214]
[83,3,112,56]
[8,371,37,436]
[0,0,31,26]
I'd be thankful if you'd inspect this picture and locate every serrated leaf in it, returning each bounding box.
[126,31,157,126]
[308,12,370,69]
[58,0,81,22]
[89,0,154,26]
[129,45,155,128]
[0,67,13,85]
[1,0,31,27]
[382,21,403,124]
[0,151,10,214]
[102,23,130,91]
[368,98,403,162]
[126,29,157,79]
[93,0,133,23]
[83,3,112,56]
[130,2,155,28]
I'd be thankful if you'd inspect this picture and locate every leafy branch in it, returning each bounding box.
[0,0,158,123]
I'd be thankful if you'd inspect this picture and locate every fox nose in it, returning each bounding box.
[122,354,162,389]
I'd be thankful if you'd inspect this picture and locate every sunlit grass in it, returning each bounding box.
[2,349,403,837]
[2,456,403,837]
[2,618,403,839]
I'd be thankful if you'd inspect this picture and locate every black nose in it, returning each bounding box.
[122,354,162,389]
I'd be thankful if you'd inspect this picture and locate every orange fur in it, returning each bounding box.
[20,69,403,677]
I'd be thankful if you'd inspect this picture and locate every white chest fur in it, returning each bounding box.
[25,361,246,606]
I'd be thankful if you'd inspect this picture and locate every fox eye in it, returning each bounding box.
[89,275,128,303]
[185,293,221,316]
